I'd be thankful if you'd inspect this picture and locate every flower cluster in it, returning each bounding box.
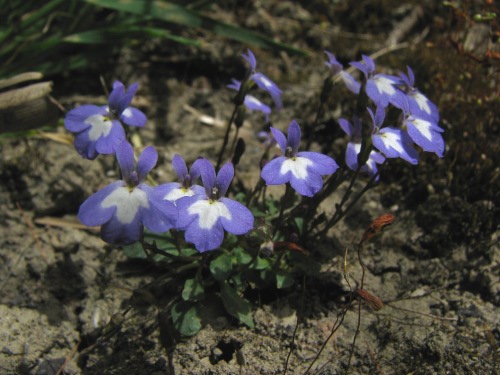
[67,48,444,253]
[327,52,444,170]
[65,81,146,159]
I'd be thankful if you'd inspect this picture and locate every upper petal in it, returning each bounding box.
[287,120,301,155]
[137,146,158,182]
[115,141,135,182]
[215,162,234,197]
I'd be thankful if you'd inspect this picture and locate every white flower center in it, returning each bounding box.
[380,132,404,153]
[281,157,313,180]
[122,107,132,118]
[165,187,195,202]
[85,114,112,141]
[413,92,431,115]
[101,186,149,224]
[188,200,231,230]
[410,118,433,141]
[374,76,396,95]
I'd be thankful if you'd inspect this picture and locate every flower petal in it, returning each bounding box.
[64,105,105,133]
[185,219,224,252]
[137,146,158,182]
[115,141,135,181]
[215,162,234,197]
[289,170,323,197]
[261,156,289,186]
[78,181,125,226]
[140,184,178,232]
[298,151,338,175]
[172,154,188,181]
[120,106,146,127]
[270,127,287,153]
[219,198,254,235]
[287,120,301,155]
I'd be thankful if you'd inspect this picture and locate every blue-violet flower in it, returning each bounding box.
[350,55,404,108]
[261,120,339,197]
[227,79,272,122]
[155,155,205,204]
[242,49,283,110]
[324,51,361,94]
[78,141,178,245]
[64,81,147,159]
[338,116,385,178]
[368,106,419,165]
[175,159,254,252]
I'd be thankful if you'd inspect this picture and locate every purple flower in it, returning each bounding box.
[261,120,339,197]
[155,155,205,204]
[324,51,361,94]
[368,106,419,165]
[65,81,147,159]
[397,66,440,122]
[242,49,283,110]
[175,159,254,252]
[350,55,404,108]
[78,141,178,245]
[227,79,272,122]
[395,96,444,158]
[338,116,385,178]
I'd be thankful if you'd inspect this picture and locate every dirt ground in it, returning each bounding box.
[1,1,499,374]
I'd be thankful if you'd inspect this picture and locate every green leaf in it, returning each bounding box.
[64,26,200,46]
[83,0,306,55]
[209,253,233,281]
[182,278,205,302]
[123,242,147,259]
[220,282,254,328]
[250,256,271,270]
[276,270,294,289]
[170,301,202,336]
[233,247,252,265]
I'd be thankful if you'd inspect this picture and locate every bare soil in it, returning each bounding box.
[1,1,498,374]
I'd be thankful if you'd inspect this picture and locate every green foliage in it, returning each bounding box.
[182,278,205,302]
[220,282,254,328]
[0,0,305,77]
[170,301,202,336]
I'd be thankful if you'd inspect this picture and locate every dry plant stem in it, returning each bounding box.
[345,243,368,372]
[216,103,240,169]
[302,305,350,375]
[283,275,306,375]
[319,169,379,238]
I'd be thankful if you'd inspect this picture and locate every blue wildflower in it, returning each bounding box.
[227,79,272,122]
[324,51,361,94]
[350,55,404,108]
[368,106,419,165]
[155,155,205,204]
[78,141,178,245]
[261,120,339,197]
[242,49,283,110]
[395,96,445,158]
[397,66,440,122]
[175,159,254,252]
[338,116,385,178]
[64,81,147,160]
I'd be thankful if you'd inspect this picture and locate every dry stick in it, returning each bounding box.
[283,275,306,375]
[345,243,368,372]
[55,341,80,375]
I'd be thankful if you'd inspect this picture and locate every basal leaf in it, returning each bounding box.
[170,301,202,337]
[182,278,205,302]
[209,253,233,281]
[220,282,254,328]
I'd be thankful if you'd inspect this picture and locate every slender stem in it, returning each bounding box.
[216,103,240,170]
